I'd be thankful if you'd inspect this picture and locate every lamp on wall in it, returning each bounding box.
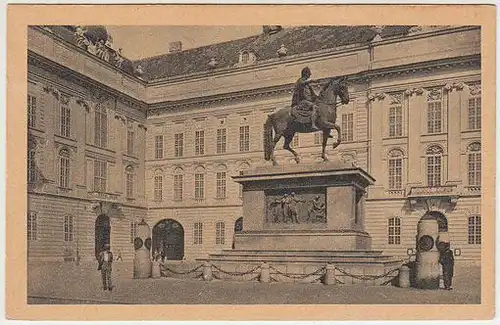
[406,248,415,256]
[454,248,462,256]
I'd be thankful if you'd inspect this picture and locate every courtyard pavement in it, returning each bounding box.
[27,260,481,305]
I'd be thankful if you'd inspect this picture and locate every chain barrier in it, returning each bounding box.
[269,265,326,280]
[159,262,403,286]
[211,264,261,277]
[164,264,203,275]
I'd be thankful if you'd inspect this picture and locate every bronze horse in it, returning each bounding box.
[263,76,350,165]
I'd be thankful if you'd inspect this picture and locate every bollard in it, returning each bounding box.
[398,265,410,288]
[324,264,336,285]
[260,262,270,283]
[202,261,212,281]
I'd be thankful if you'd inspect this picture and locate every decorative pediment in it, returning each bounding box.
[427,88,442,101]
[469,84,481,95]
[389,93,403,104]
[403,87,424,96]
[367,92,386,101]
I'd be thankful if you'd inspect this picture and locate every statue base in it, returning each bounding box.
[202,161,403,285]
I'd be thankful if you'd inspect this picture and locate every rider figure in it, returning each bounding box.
[292,67,320,131]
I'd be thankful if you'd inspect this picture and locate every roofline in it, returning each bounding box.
[147,53,480,116]
[144,25,479,85]
[30,26,148,86]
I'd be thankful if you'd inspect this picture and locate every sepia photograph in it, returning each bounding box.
[5,4,496,321]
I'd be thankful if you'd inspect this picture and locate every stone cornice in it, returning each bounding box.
[148,54,480,116]
[28,50,148,116]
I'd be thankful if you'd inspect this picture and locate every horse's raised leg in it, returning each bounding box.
[321,129,331,162]
[270,133,282,166]
[283,134,300,163]
[332,124,341,150]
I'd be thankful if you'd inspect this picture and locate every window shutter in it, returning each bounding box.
[108,162,115,194]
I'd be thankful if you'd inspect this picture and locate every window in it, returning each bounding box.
[292,134,299,148]
[427,101,442,134]
[239,125,250,152]
[388,217,401,245]
[217,128,227,154]
[130,221,137,243]
[426,146,443,187]
[341,113,354,142]
[28,94,37,128]
[127,130,135,156]
[241,51,249,64]
[468,143,481,186]
[93,159,107,193]
[468,215,481,244]
[216,171,227,198]
[468,97,481,130]
[193,222,203,245]
[314,133,321,145]
[174,133,184,157]
[59,149,70,188]
[173,170,183,200]
[28,148,36,184]
[60,97,71,137]
[28,212,38,241]
[388,150,403,190]
[195,130,205,156]
[155,135,164,159]
[94,104,108,148]
[216,221,225,245]
[63,215,74,242]
[154,174,163,201]
[126,166,134,198]
[388,105,402,137]
[194,172,205,200]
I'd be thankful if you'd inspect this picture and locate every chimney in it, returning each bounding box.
[169,41,182,53]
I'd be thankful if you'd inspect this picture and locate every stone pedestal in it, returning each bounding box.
[233,162,374,251]
[202,161,402,285]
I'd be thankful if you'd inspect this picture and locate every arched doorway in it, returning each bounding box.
[421,211,448,232]
[234,217,243,232]
[95,214,110,259]
[232,217,243,249]
[152,219,184,260]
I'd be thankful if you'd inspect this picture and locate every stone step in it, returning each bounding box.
[206,256,401,265]
[218,249,385,256]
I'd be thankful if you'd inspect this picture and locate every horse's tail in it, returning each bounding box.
[263,115,274,161]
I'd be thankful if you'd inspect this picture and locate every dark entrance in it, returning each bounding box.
[232,217,243,249]
[152,219,184,260]
[95,214,110,259]
[421,211,448,232]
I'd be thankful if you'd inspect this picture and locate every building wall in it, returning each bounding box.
[27,26,483,263]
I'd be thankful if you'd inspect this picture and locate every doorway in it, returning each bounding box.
[95,214,110,259]
[152,219,184,260]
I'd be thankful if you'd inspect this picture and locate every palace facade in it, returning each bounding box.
[27,25,482,264]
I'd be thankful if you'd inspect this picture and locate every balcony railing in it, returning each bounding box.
[408,185,457,197]
[88,191,120,201]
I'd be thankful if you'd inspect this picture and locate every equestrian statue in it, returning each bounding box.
[263,67,350,165]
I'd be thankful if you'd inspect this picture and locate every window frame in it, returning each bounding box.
[28,212,38,241]
[468,215,481,245]
[154,135,164,159]
[216,221,226,245]
[388,217,401,245]
[63,215,74,242]
[59,149,70,189]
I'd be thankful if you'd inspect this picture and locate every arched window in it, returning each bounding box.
[215,165,227,199]
[241,51,249,64]
[468,215,481,244]
[426,145,443,187]
[388,217,401,245]
[173,168,184,201]
[194,166,205,200]
[27,147,36,184]
[59,149,70,188]
[388,149,403,190]
[94,103,107,148]
[467,142,481,186]
[125,165,134,198]
[153,169,163,201]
